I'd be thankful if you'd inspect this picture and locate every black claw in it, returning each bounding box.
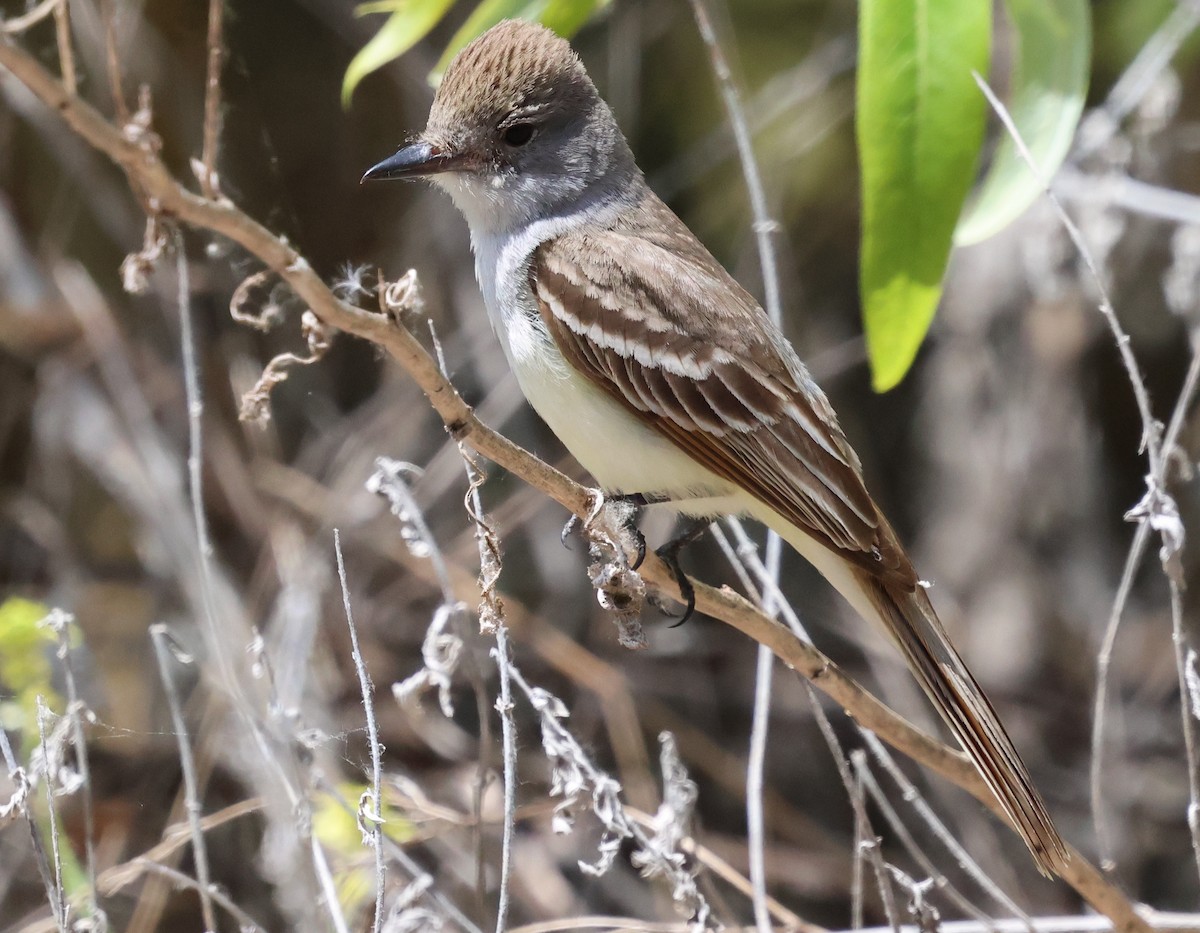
[655,518,709,627]
[630,529,647,570]
[667,573,697,627]
[561,513,580,549]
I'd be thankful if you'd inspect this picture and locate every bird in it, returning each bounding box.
[363,18,1068,875]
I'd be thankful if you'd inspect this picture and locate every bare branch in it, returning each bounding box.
[334,529,386,933]
[149,626,218,932]
[200,0,224,199]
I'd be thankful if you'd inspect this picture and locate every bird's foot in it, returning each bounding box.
[653,519,711,627]
[562,491,650,569]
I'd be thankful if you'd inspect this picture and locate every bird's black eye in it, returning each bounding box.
[502,123,535,147]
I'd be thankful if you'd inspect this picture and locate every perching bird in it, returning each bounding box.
[364,19,1068,875]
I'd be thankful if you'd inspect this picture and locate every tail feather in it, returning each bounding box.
[858,571,1069,876]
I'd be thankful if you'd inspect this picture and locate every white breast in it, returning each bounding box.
[469,218,733,508]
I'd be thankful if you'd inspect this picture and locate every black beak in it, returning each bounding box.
[361,141,459,183]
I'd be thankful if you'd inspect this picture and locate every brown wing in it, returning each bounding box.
[530,200,916,588]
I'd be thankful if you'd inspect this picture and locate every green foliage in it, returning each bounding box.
[342,0,608,105]
[956,0,1091,245]
[857,0,992,392]
[0,597,64,736]
[858,0,1091,390]
[343,0,457,107]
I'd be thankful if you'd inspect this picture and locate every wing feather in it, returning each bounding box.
[532,225,916,586]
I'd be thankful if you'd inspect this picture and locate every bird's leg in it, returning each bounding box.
[655,518,712,627]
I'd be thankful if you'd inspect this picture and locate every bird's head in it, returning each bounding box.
[363,20,635,233]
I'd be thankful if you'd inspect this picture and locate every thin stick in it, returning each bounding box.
[714,525,900,931]
[428,321,505,927]
[200,0,224,198]
[818,722,900,933]
[490,631,518,933]
[1,0,59,33]
[35,698,68,933]
[52,0,75,95]
[135,860,265,932]
[862,732,1032,926]
[99,0,129,123]
[311,834,352,933]
[973,71,1163,872]
[685,10,785,920]
[149,626,218,932]
[2,726,62,933]
[687,0,781,323]
[1082,0,1200,151]
[334,529,387,933]
[51,611,104,925]
[1165,347,1200,885]
[854,758,994,927]
[623,807,820,932]
[746,644,774,933]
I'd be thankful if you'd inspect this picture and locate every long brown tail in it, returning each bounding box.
[856,570,1070,876]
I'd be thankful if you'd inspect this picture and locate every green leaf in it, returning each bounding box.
[342,0,457,107]
[857,0,992,391]
[430,0,608,85]
[955,0,1090,245]
[537,0,609,37]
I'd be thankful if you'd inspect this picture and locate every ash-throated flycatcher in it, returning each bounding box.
[364,19,1067,873]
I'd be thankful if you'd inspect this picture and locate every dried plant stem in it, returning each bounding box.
[983,77,1154,857]
[491,630,518,933]
[861,732,1032,925]
[817,717,900,933]
[99,0,129,123]
[1081,0,1200,151]
[52,0,74,95]
[685,9,783,925]
[713,524,902,929]
[687,0,781,322]
[1,0,59,33]
[746,644,774,933]
[311,834,352,933]
[51,614,104,925]
[34,699,68,933]
[200,0,224,198]
[722,520,1032,926]
[1168,349,1200,886]
[334,529,386,933]
[135,861,265,931]
[854,758,992,926]
[149,626,218,932]
[623,807,820,933]
[0,40,1151,931]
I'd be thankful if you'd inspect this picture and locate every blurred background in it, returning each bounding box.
[1,0,1199,929]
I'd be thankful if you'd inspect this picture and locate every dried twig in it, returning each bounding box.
[199,0,224,199]
[149,626,218,932]
[972,74,1172,872]
[52,0,74,95]
[99,0,129,123]
[135,860,264,931]
[44,609,106,927]
[334,529,386,933]
[34,699,67,933]
[1,0,59,34]
[685,9,784,926]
